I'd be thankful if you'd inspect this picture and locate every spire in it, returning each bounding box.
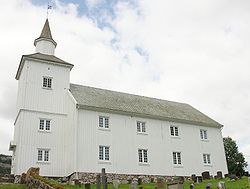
[34,19,57,55]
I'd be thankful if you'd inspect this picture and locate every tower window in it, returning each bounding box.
[43,77,52,89]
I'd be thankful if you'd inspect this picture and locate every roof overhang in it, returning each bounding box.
[15,55,74,80]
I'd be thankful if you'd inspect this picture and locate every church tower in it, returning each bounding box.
[10,19,75,177]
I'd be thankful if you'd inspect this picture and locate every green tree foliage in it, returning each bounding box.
[223,137,248,176]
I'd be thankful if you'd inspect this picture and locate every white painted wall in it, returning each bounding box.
[76,109,228,176]
[35,40,56,55]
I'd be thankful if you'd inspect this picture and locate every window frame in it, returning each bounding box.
[200,129,208,140]
[37,149,50,163]
[99,145,110,161]
[42,76,53,89]
[203,154,211,165]
[173,152,182,165]
[170,126,179,137]
[39,119,51,132]
[99,116,110,129]
[137,121,146,134]
[138,149,148,164]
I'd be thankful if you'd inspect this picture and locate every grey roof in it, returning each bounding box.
[70,84,222,127]
[15,53,74,80]
[34,19,57,46]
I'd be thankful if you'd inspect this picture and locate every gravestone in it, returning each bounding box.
[217,171,223,179]
[191,174,196,182]
[85,183,91,189]
[150,178,155,183]
[196,176,202,183]
[130,181,138,189]
[156,178,166,188]
[217,181,226,189]
[96,174,101,189]
[205,183,211,189]
[189,184,194,189]
[138,178,142,185]
[202,171,210,180]
[113,179,120,189]
[229,174,237,180]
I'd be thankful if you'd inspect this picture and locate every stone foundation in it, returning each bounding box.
[69,172,174,184]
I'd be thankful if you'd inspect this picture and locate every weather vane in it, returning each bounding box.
[46,2,53,18]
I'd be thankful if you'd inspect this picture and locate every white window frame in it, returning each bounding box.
[200,129,208,140]
[39,119,51,132]
[137,121,146,133]
[43,76,52,89]
[99,116,109,129]
[99,146,110,161]
[37,149,50,163]
[170,126,179,137]
[173,152,182,165]
[138,149,148,163]
[203,154,211,165]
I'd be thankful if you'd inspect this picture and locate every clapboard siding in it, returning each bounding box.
[76,109,227,176]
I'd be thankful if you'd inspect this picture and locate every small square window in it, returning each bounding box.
[138,149,148,163]
[203,154,211,164]
[137,121,146,133]
[200,129,208,140]
[37,149,50,162]
[39,119,51,132]
[43,77,52,89]
[173,152,182,165]
[170,126,179,136]
[99,146,109,161]
[99,116,109,129]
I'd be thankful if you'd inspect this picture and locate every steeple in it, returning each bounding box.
[34,19,57,55]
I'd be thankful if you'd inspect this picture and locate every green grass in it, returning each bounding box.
[0,184,26,189]
[1,177,249,189]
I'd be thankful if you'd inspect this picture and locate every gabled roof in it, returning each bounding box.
[15,53,74,80]
[34,19,57,47]
[70,84,222,128]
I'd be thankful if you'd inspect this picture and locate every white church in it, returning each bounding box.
[9,19,228,180]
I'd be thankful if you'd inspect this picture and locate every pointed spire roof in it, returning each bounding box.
[34,19,57,47]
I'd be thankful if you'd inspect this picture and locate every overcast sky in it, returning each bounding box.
[0,0,249,171]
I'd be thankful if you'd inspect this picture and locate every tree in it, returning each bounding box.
[223,137,248,176]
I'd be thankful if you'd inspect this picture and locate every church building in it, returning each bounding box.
[9,19,228,181]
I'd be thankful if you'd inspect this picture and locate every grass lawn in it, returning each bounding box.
[1,177,249,189]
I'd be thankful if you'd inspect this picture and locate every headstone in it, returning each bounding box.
[205,183,211,189]
[190,184,194,189]
[150,178,154,183]
[96,174,101,189]
[130,181,138,189]
[138,178,142,185]
[113,179,120,189]
[217,171,223,179]
[202,171,210,180]
[217,181,226,189]
[156,178,166,188]
[229,174,237,180]
[85,183,91,189]
[191,175,196,182]
[196,176,202,183]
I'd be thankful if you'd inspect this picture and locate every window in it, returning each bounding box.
[137,121,146,133]
[203,154,211,165]
[173,152,182,165]
[99,116,109,129]
[37,149,50,162]
[99,146,109,161]
[138,149,148,163]
[170,126,179,136]
[200,129,208,140]
[43,77,52,89]
[39,119,51,131]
